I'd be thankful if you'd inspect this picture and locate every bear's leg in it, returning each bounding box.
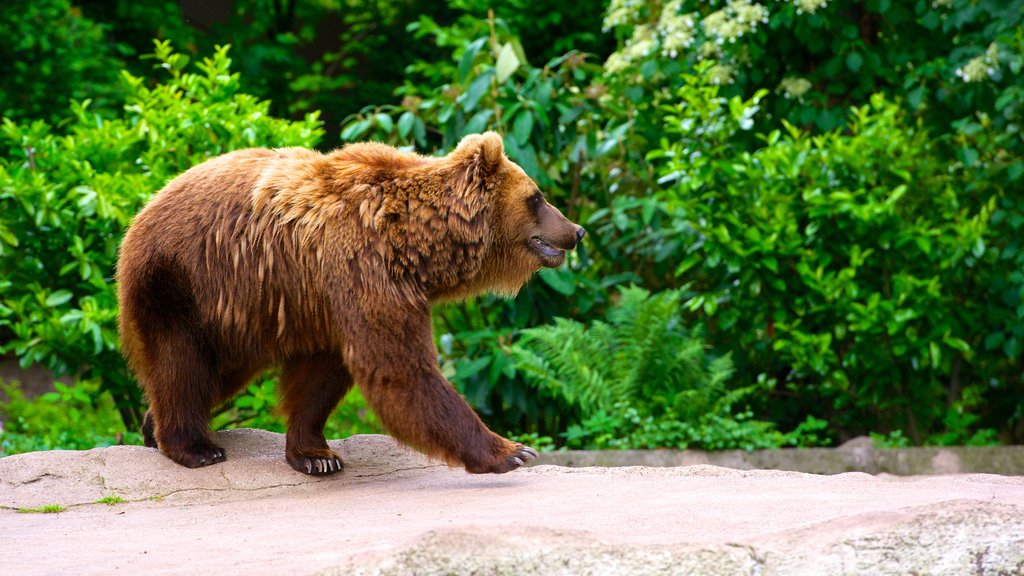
[346,313,537,474]
[141,409,157,448]
[280,352,352,475]
[143,330,227,468]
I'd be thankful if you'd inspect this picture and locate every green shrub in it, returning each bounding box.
[600,0,1023,135]
[638,63,1007,444]
[0,379,140,455]
[0,41,323,430]
[510,285,810,450]
[0,0,122,122]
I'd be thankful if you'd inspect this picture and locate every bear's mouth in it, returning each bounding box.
[529,236,566,266]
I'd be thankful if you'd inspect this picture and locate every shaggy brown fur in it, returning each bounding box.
[117,132,584,475]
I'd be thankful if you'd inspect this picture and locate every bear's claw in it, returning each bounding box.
[504,444,538,472]
[294,455,343,476]
[175,444,226,468]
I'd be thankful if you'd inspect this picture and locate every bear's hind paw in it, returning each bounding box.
[167,443,226,468]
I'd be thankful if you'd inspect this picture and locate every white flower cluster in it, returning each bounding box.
[659,0,697,58]
[955,43,1000,83]
[791,0,829,15]
[605,0,701,73]
[932,0,953,8]
[606,24,658,73]
[601,0,771,84]
[708,63,736,85]
[778,76,812,99]
[603,0,644,31]
[702,0,770,45]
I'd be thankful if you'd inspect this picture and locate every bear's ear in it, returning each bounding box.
[451,131,504,181]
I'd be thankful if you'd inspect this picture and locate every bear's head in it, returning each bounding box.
[446,132,585,296]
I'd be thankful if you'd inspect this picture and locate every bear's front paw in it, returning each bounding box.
[465,443,538,474]
[287,449,344,476]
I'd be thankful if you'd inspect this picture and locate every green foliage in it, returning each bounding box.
[643,63,1009,444]
[407,0,613,79]
[511,286,802,450]
[0,0,122,122]
[96,495,126,505]
[0,380,141,455]
[601,0,1024,134]
[515,286,734,418]
[211,376,383,439]
[0,42,323,429]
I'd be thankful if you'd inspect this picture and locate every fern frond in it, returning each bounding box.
[511,284,737,427]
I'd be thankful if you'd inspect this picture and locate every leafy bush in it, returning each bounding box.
[600,0,1023,134]
[0,0,122,121]
[584,1,1023,445]
[0,379,140,455]
[638,63,1008,444]
[0,41,323,430]
[511,285,808,450]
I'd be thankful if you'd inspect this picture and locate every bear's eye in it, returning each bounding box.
[527,191,544,215]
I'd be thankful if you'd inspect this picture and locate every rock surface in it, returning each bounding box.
[2,429,1022,576]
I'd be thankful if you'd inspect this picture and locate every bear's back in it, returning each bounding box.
[118,147,338,364]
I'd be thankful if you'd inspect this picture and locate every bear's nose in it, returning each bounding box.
[575,227,586,242]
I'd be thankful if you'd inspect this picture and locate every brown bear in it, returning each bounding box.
[117,132,584,476]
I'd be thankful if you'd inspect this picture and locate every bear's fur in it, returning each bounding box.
[117,132,583,475]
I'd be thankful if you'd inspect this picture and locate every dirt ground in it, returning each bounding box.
[2,429,1023,576]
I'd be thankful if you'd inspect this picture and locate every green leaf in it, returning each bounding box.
[907,86,925,109]
[455,356,491,380]
[846,52,863,72]
[512,110,534,147]
[957,147,979,167]
[539,268,577,295]
[984,331,1004,351]
[374,113,394,134]
[460,71,493,113]
[1004,337,1021,360]
[458,37,487,83]
[340,119,371,142]
[413,117,427,147]
[463,109,494,135]
[868,0,891,13]
[46,290,74,307]
[641,199,657,225]
[929,341,941,369]
[397,111,415,139]
[920,11,939,30]
[496,43,521,84]
[0,224,17,247]
[943,337,970,353]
